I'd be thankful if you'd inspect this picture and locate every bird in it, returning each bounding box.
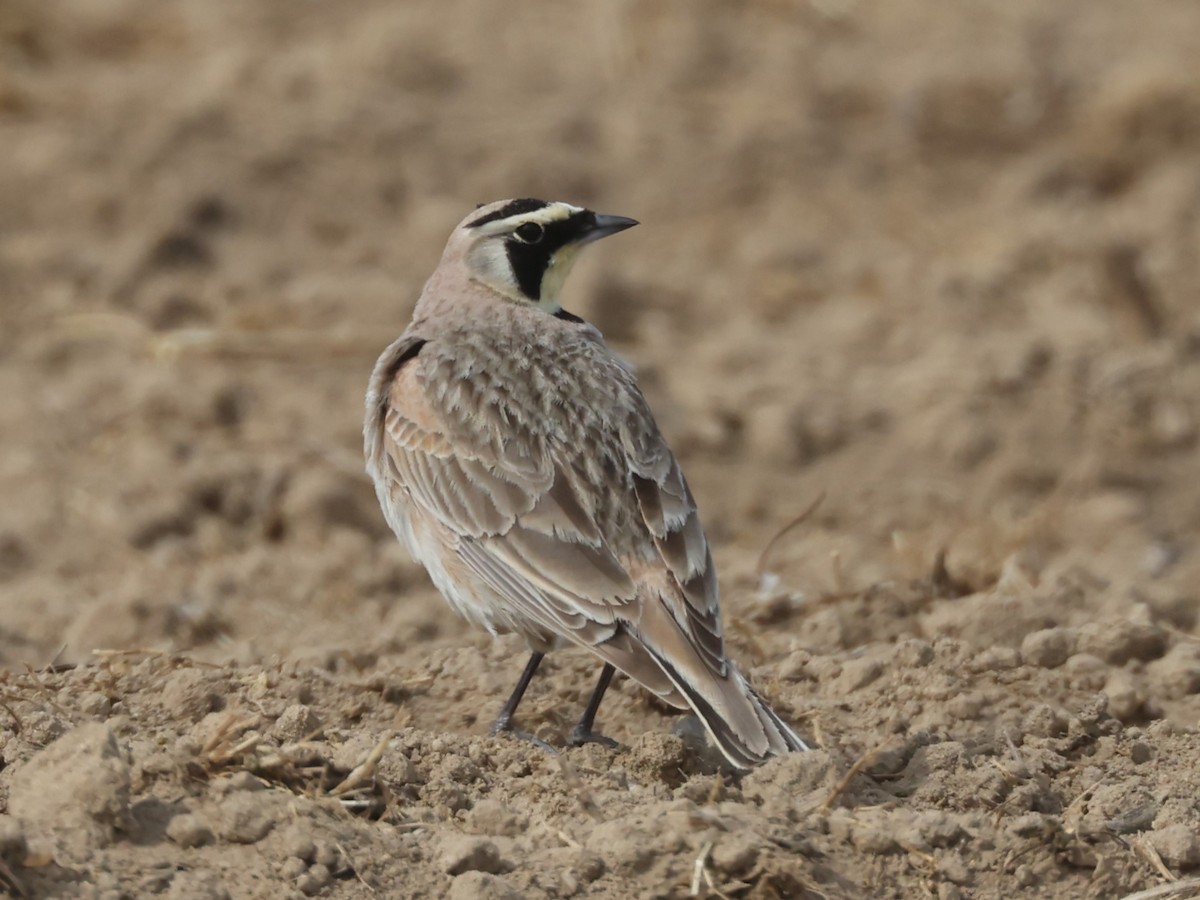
[363,198,808,769]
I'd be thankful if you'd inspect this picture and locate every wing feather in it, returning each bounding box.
[632,466,726,676]
[520,472,604,545]
[375,330,726,679]
[379,354,637,643]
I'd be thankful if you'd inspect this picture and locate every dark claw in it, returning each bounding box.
[567,726,620,750]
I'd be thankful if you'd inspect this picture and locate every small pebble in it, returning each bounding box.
[296,873,322,896]
[947,690,987,720]
[306,864,332,888]
[282,829,317,863]
[835,657,883,693]
[216,793,276,844]
[1021,628,1074,669]
[908,811,968,849]
[1103,670,1145,722]
[447,871,522,900]
[313,843,339,868]
[441,835,505,875]
[79,692,114,718]
[851,822,899,854]
[166,813,214,848]
[970,645,1021,671]
[1149,825,1200,870]
[573,851,606,883]
[273,705,322,743]
[1063,653,1109,691]
[1023,704,1066,738]
[220,771,264,794]
[1077,619,1166,665]
[280,857,308,879]
[466,799,524,837]
[710,832,761,874]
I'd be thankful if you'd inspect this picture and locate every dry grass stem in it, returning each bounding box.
[335,842,376,893]
[1120,876,1200,900]
[690,840,713,896]
[754,493,825,590]
[330,731,392,797]
[1131,835,1178,883]
[820,738,895,813]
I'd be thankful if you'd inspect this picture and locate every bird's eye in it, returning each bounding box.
[514,222,544,244]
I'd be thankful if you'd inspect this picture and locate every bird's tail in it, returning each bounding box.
[587,600,809,770]
[650,650,809,770]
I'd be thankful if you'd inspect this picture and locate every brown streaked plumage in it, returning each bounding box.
[364,198,808,768]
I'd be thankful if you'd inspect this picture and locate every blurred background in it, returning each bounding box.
[1,0,1199,671]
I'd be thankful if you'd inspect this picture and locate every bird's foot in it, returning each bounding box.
[567,725,620,750]
[488,718,558,754]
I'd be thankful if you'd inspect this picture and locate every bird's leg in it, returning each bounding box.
[489,652,556,752]
[489,651,543,733]
[568,663,620,749]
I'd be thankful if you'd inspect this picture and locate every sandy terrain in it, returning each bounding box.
[3,0,1200,897]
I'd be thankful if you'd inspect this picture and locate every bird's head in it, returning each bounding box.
[444,198,637,312]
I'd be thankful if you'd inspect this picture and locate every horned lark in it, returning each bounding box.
[364,198,808,768]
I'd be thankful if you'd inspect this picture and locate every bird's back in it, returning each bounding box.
[413,307,662,555]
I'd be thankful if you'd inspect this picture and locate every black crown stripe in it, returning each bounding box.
[466,198,549,229]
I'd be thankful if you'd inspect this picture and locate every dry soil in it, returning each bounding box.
[3,1,1200,898]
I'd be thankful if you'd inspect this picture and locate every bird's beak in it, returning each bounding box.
[579,213,639,244]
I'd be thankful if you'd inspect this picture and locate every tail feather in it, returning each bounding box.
[651,651,808,770]
[745,679,810,753]
[588,593,809,769]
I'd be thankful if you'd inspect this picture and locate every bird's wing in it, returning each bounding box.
[628,452,727,676]
[375,335,725,677]
[377,343,639,649]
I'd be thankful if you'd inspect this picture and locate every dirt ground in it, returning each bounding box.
[3,1,1200,897]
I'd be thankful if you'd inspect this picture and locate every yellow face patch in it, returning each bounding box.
[535,243,584,311]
